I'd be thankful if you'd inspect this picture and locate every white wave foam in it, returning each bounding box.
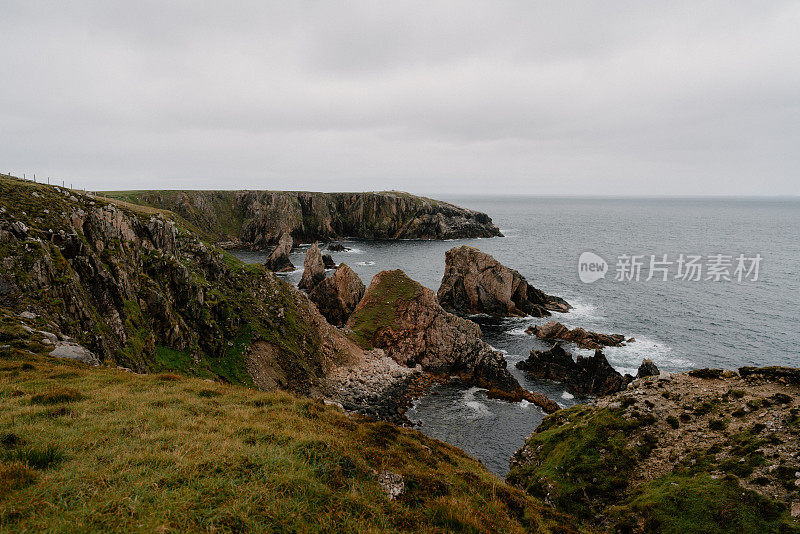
[602,336,693,374]
[564,300,602,321]
[465,401,491,415]
[356,261,376,266]
[342,247,363,254]
[561,391,574,400]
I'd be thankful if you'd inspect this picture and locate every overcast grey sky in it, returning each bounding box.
[1,1,799,196]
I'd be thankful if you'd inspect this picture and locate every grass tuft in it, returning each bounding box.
[30,386,83,405]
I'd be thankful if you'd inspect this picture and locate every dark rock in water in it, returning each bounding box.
[264,232,294,272]
[437,246,570,317]
[637,358,660,378]
[308,264,365,326]
[299,243,325,291]
[525,321,625,349]
[322,254,336,269]
[349,270,527,398]
[327,242,348,252]
[516,343,629,397]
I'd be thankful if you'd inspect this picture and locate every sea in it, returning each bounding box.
[231,196,800,476]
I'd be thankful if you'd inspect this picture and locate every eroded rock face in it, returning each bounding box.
[525,321,626,349]
[308,264,366,326]
[103,190,503,248]
[348,270,522,394]
[516,343,629,397]
[299,243,325,291]
[264,233,294,272]
[437,246,570,317]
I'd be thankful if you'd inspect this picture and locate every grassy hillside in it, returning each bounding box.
[0,352,586,533]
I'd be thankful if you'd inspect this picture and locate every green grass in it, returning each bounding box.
[0,354,585,533]
[348,270,424,349]
[610,474,794,534]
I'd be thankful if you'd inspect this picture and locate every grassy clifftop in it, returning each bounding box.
[0,353,586,533]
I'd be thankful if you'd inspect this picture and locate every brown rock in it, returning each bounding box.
[516,343,629,397]
[636,358,660,378]
[437,246,570,317]
[299,243,325,291]
[308,264,366,326]
[322,254,336,269]
[525,321,625,349]
[348,269,523,394]
[264,232,294,272]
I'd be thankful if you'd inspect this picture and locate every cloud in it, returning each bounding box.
[0,1,798,195]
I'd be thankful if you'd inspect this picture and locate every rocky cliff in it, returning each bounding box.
[0,175,362,393]
[103,190,503,248]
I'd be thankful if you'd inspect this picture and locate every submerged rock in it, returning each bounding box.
[516,343,629,397]
[298,243,326,291]
[437,246,570,317]
[525,321,626,349]
[348,270,525,397]
[264,232,295,272]
[327,242,348,252]
[308,264,365,326]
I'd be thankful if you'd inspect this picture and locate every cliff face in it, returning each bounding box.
[0,176,360,393]
[103,190,502,248]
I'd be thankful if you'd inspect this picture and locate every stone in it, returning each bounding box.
[437,246,569,317]
[264,232,295,272]
[308,264,366,326]
[299,243,326,291]
[19,311,37,320]
[526,321,626,349]
[792,502,799,518]
[322,254,336,269]
[377,470,404,501]
[50,341,100,366]
[516,343,629,397]
[637,359,660,378]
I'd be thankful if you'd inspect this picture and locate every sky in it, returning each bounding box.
[1,1,799,196]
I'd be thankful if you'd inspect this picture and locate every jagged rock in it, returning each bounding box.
[526,321,626,349]
[50,341,100,366]
[637,359,660,378]
[299,243,326,291]
[264,233,294,272]
[348,270,524,396]
[437,246,570,317]
[322,254,336,269]
[308,264,365,326]
[103,190,503,248]
[516,343,629,397]
[327,242,348,252]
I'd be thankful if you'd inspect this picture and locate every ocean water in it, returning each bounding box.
[232,196,800,476]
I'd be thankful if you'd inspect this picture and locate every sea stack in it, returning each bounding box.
[437,246,570,317]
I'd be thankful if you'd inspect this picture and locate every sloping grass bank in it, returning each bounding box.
[0,353,586,533]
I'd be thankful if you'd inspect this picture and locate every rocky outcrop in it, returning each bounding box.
[322,254,336,269]
[327,242,348,252]
[308,264,366,326]
[637,358,660,378]
[348,270,526,398]
[437,246,569,317]
[516,343,630,397]
[0,175,364,394]
[508,367,800,532]
[102,190,503,248]
[525,321,626,349]
[299,243,326,291]
[264,232,294,272]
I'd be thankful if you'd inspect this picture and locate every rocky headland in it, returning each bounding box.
[508,367,800,532]
[103,190,503,249]
[437,246,570,317]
